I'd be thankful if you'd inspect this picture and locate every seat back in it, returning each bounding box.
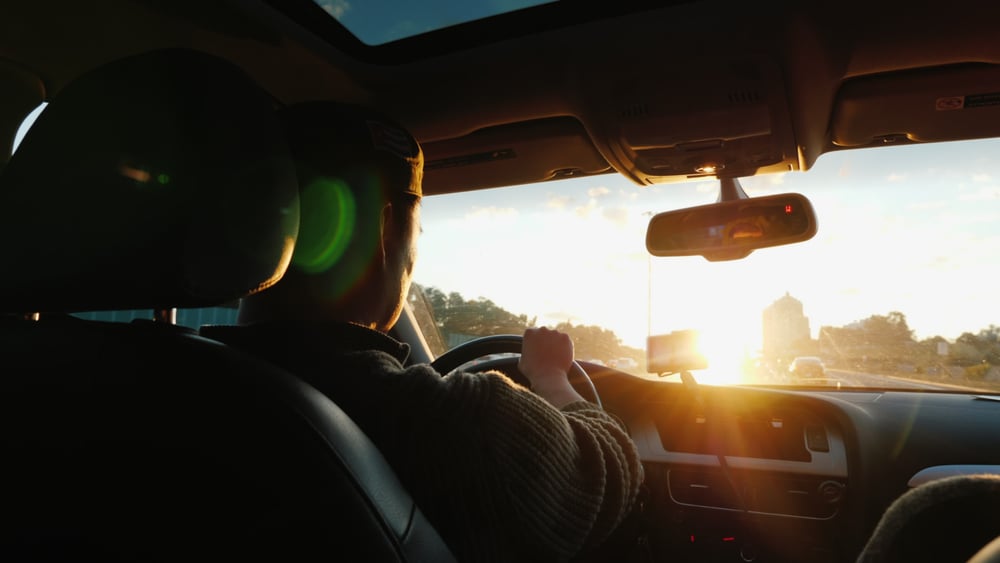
[857,474,1000,563]
[0,49,454,562]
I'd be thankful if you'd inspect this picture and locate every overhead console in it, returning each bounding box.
[590,55,801,185]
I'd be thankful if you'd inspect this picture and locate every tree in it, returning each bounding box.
[950,332,989,367]
[410,285,642,367]
[555,322,622,362]
[864,311,914,346]
[818,312,917,372]
[553,321,644,367]
[977,326,1000,365]
[413,285,536,340]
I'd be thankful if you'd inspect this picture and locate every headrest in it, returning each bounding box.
[0,49,299,313]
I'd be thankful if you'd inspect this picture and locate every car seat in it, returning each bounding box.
[856,474,1000,563]
[0,48,454,562]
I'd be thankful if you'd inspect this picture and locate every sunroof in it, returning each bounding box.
[313,0,556,46]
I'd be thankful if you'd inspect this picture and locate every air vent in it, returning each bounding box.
[667,467,845,519]
[727,90,761,104]
[620,102,649,119]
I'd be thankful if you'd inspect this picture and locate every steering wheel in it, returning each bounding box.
[429,334,602,408]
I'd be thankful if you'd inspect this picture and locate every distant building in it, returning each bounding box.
[762,292,811,357]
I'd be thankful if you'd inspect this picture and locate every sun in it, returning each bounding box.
[692,326,755,386]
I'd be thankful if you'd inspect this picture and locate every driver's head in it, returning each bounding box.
[238,101,423,331]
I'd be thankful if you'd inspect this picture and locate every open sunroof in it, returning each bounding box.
[312,0,555,46]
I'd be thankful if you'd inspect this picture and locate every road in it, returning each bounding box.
[736,367,988,391]
[823,369,954,390]
[644,367,994,393]
[776,368,996,392]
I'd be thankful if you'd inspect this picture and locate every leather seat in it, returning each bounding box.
[0,48,454,562]
[856,474,1000,563]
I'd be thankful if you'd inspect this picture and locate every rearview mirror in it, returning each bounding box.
[645,192,817,261]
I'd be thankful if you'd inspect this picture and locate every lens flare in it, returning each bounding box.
[119,164,151,183]
[294,178,356,273]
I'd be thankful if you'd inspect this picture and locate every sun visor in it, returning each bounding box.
[831,64,1000,147]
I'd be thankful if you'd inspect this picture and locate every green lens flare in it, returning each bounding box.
[293,178,356,274]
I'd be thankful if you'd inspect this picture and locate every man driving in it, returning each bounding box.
[202,101,643,563]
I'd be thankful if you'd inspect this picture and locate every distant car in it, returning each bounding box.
[789,356,825,379]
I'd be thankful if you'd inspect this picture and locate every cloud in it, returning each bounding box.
[927,255,955,271]
[616,187,639,200]
[602,207,629,227]
[575,198,599,218]
[887,173,906,182]
[547,195,571,209]
[587,186,611,198]
[960,187,1000,201]
[907,200,948,210]
[973,173,992,183]
[317,0,350,19]
[574,200,632,224]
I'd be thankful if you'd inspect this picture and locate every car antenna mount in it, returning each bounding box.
[678,370,704,409]
[655,368,704,409]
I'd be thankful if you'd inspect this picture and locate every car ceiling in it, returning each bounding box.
[1,1,999,195]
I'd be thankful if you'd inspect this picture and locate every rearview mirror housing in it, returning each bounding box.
[645,192,817,261]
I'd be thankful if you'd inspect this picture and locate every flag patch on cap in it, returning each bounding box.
[367,120,417,159]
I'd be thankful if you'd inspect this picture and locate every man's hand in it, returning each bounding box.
[519,327,587,408]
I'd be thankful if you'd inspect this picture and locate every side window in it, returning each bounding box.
[12,102,47,155]
[75,304,240,329]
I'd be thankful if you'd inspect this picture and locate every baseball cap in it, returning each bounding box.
[278,101,423,199]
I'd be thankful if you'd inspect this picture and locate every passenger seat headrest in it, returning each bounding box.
[0,48,299,314]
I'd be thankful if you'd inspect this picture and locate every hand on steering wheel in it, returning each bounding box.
[429,334,602,408]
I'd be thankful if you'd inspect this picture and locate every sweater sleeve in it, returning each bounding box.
[484,382,644,560]
[379,359,644,562]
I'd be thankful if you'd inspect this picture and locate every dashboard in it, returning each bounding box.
[449,356,1000,562]
[593,368,1000,563]
[629,385,849,562]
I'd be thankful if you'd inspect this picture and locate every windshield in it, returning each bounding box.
[412,138,1000,391]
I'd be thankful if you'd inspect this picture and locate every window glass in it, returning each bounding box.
[412,138,1000,391]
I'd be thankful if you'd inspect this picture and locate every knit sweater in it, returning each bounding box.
[201,321,644,563]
